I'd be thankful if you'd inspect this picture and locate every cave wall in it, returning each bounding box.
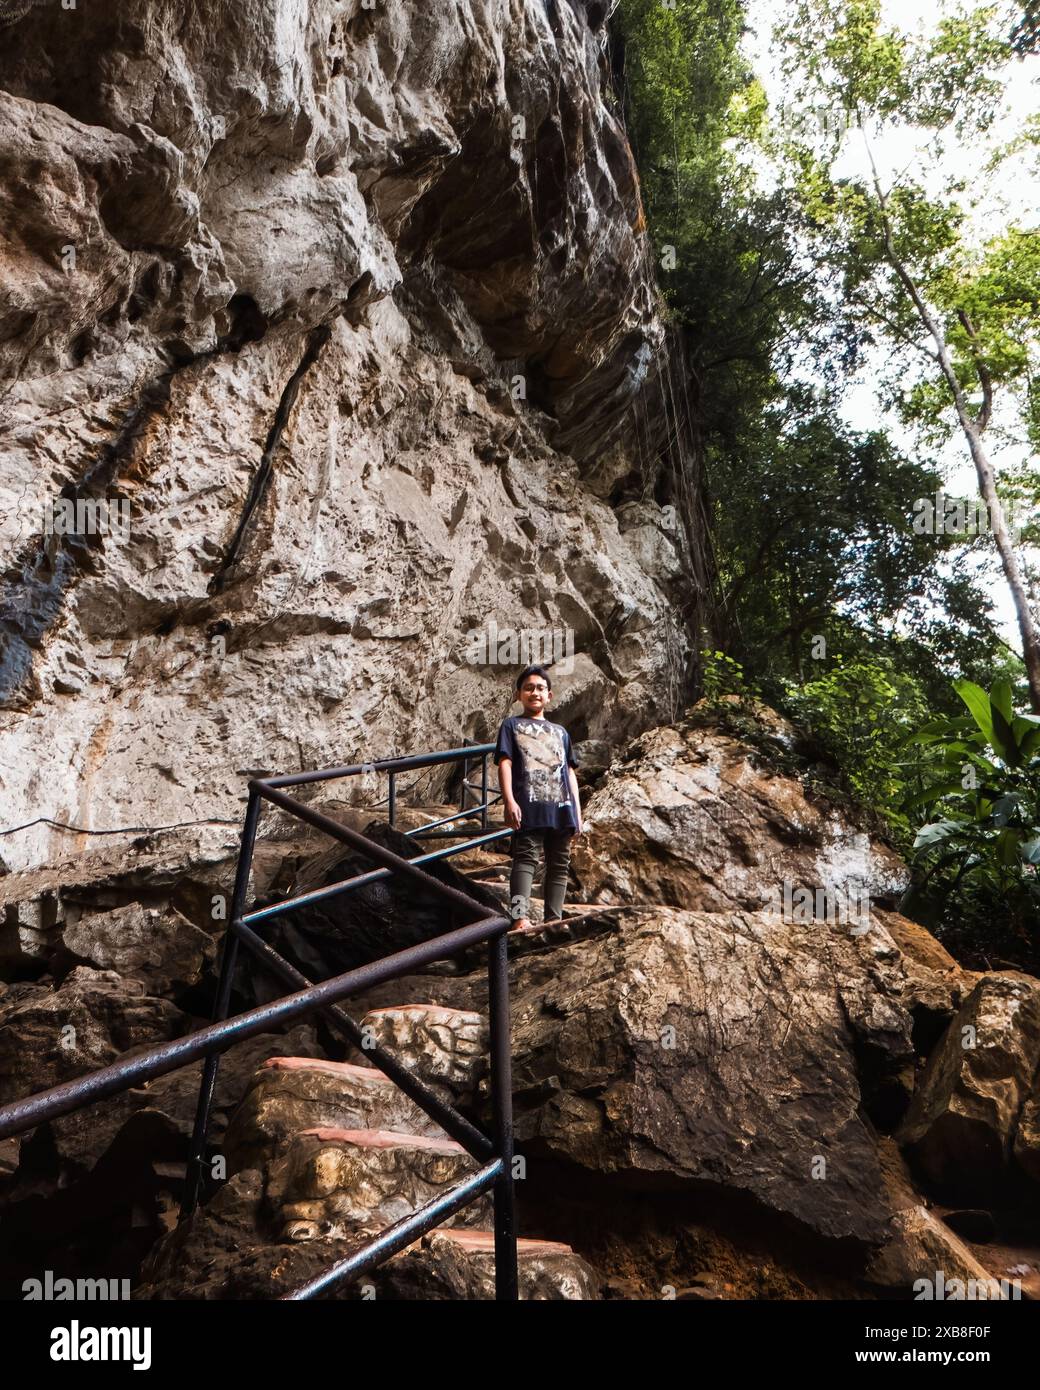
[0,0,693,872]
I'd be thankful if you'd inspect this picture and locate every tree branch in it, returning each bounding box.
[956,307,993,433]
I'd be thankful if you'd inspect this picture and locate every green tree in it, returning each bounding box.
[775,0,1040,706]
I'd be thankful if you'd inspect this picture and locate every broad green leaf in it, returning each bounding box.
[954,679,1003,756]
[913,820,962,849]
[990,680,1014,724]
[1024,729,1040,758]
[997,828,1021,867]
[902,780,966,812]
[991,705,1022,766]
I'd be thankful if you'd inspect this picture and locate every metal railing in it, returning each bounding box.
[0,743,521,1300]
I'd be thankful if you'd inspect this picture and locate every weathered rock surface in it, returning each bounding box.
[360,1228,600,1300]
[0,1020,326,1299]
[0,0,687,877]
[1,1018,324,1181]
[570,705,909,914]
[342,901,969,1252]
[135,1165,596,1300]
[897,973,1040,1201]
[0,824,248,979]
[358,1003,488,1101]
[60,901,215,994]
[1014,1082,1040,1185]
[224,1056,447,1174]
[866,1204,1015,1299]
[0,965,184,1107]
[269,1128,489,1242]
[501,908,933,1248]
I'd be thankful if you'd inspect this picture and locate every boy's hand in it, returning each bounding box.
[504,797,522,831]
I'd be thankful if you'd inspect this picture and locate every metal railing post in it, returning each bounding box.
[0,740,513,1300]
[488,931,518,1299]
[182,788,261,1218]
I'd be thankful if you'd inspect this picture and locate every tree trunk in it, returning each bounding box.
[869,170,1040,711]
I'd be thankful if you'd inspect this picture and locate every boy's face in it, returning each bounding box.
[517,675,551,716]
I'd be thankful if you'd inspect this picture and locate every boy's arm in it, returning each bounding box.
[567,765,583,834]
[498,757,522,830]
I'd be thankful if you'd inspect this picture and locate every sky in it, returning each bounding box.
[740,0,1040,648]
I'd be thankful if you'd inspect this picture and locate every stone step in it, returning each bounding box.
[365,1227,601,1300]
[298,1126,464,1150]
[358,1003,487,1100]
[511,905,618,931]
[224,1056,447,1173]
[269,1125,491,1242]
[429,1228,572,1254]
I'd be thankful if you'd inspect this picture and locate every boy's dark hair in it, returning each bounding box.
[515,665,552,692]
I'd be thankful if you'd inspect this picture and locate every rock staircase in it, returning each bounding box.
[230,903,602,1298]
[135,840,606,1300]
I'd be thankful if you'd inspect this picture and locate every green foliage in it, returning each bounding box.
[902,680,1040,937]
[615,0,815,433]
[781,0,1010,132]
[779,653,935,830]
[699,649,759,701]
[773,2,1040,606]
[615,0,1037,964]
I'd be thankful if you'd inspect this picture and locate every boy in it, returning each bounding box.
[493,665,582,930]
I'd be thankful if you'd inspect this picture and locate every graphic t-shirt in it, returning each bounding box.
[493,715,580,833]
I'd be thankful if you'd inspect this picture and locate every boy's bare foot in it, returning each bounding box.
[510,917,532,932]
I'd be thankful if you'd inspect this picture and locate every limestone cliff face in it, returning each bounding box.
[0,0,687,872]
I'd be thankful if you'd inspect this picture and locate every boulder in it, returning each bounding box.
[61,901,215,994]
[502,908,905,1247]
[0,966,184,1108]
[897,973,1040,1200]
[570,707,909,915]
[866,1204,1014,1299]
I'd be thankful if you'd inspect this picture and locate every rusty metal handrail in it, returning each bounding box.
[0,742,518,1300]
